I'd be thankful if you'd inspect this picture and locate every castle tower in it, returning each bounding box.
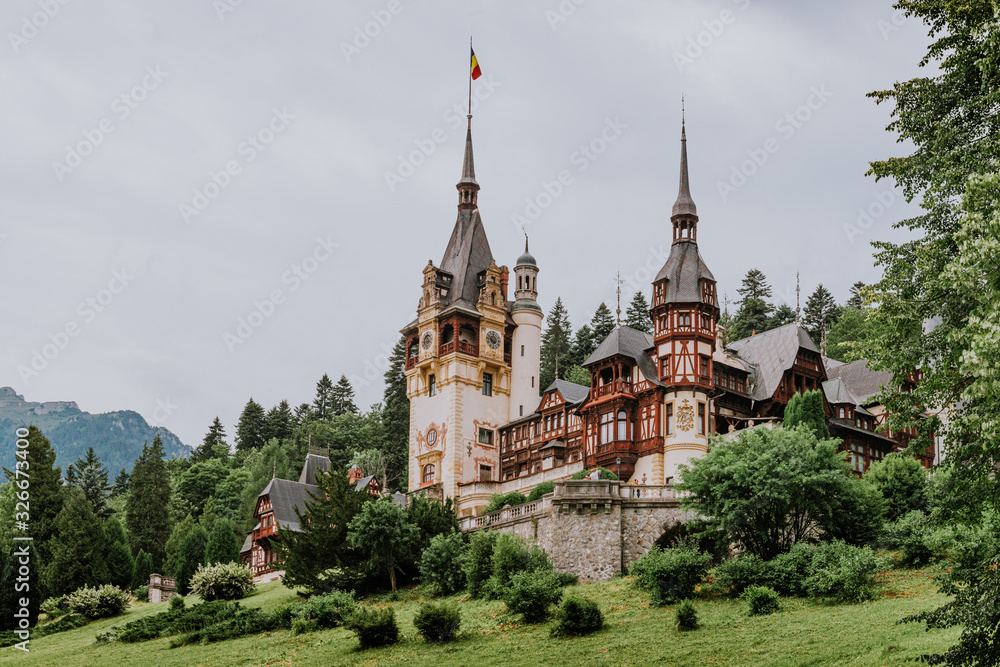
[649,113,720,482]
[510,238,542,420]
[402,117,512,514]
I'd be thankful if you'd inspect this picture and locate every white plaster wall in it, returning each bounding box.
[510,309,542,421]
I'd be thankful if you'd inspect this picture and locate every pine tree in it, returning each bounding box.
[846,281,866,309]
[803,284,841,343]
[125,436,172,569]
[111,468,130,497]
[78,464,112,519]
[204,517,240,565]
[591,302,616,343]
[131,549,153,590]
[19,426,64,561]
[539,297,573,392]
[382,337,410,491]
[46,487,107,596]
[264,400,295,443]
[177,525,209,595]
[164,514,196,579]
[566,323,595,369]
[103,516,134,590]
[235,398,267,452]
[331,375,359,416]
[66,447,102,487]
[624,291,651,333]
[313,374,335,420]
[564,365,592,387]
[731,269,774,340]
[193,416,228,462]
[783,389,829,439]
[293,403,313,427]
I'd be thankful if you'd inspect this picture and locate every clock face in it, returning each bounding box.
[486,330,502,350]
[421,332,433,350]
[426,429,437,446]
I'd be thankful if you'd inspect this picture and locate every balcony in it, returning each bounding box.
[592,380,633,400]
[439,341,455,356]
[458,341,478,356]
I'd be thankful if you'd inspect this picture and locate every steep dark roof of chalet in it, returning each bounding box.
[240,533,253,554]
[298,453,331,485]
[354,474,376,492]
[828,417,897,445]
[544,379,591,405]
[652,242,716,303]
[439,207,494,312]
[826,359,894,405]
[258,477,319,533]
[584,326,664,387]
[822,377,859,404]
[727,323,820,401]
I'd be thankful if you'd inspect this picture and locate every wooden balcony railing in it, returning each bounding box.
[593,380,632,399]
[439,341,455,356]
[458,341,478,356]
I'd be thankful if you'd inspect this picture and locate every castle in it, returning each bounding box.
[402,113,934,519]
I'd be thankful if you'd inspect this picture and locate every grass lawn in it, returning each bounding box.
[1,568,960,667]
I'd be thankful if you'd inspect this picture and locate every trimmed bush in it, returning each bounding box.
[711,554,770,596]
[413,602,461,642]
[768,543,814,597]
[419,532,467,596]
[346,607,400,649]
[133,585,148,601]
[571,467,618,480]
[465,531,498,599]
[804,541,885,603]
[629,539,712,606]
[292,590,356,629]
[676,599,698,631]
[551,596,603,637]
[483,492,527,514]
[169,595,185,611]
[188,561,256,601]
[554,572,579,587]
[40,596,68,617]
[526,482,555,502]
[65,585,131,619]
[743,585,780,616]
[486,533,552,599]
[291,618,317,635]
[503,569,563,623]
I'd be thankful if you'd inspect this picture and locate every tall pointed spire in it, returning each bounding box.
[672,98,697,219]
[457,114,480,210]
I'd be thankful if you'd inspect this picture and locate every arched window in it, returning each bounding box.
[518,276,523,290]
[422,464,435,484]
[617,410,627,441]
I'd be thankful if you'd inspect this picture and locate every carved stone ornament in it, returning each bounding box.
[677,399,695,431]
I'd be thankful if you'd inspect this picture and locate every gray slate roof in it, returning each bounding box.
[727,323,820,401]
[544,379,591,405]
[652,241,716,303]
[298,453,331,485]
[258,477,320,533]
[584,326,664,387]
[439,208,494,313]
[826,359,894,405]
[822,377,859,405]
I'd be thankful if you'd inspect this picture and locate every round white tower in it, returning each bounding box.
[509,238,543,421]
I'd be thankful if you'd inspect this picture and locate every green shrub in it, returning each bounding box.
[483,492,528,514]
[187,561,256,601]
[291,618,317,635]
[35,613,88,637]
[768,543,815,597]
[292,590,357,629]
[883,510,937,566]
[504,569,563,623]
[743,585,780,615]
[486,533,552,599]
[527,482,555,501]
[169,605,291,646]
[419,532,467,596]
[675,599,698,631]
[413,602,461,642]
[40,596,68,617]
[554,572,579,587]
[465,531,498,599]
[804,541,886,603]
[169,595,185,611]
[551,596,603,637]
[863,453,928,522]
[65,585,131,619]
[346,607,400,649]
[629,539,712,606]
[571,467,618,480]
[711,554,771,596]
[133,585,148,601]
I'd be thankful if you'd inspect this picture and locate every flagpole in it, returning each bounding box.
[468,36,473,130]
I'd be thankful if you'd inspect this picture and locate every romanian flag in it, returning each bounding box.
[471,47,482,80]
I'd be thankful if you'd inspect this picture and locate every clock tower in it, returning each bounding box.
[401,117,535,515]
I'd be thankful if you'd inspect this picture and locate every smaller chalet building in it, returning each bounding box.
[240,454,381,582]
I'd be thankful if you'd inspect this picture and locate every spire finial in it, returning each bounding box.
[672,98,697,221]
[796,271,801,324]
[524,233,529,254]
[615,272,624,326]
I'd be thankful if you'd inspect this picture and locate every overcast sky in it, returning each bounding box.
[0,0,932,448]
